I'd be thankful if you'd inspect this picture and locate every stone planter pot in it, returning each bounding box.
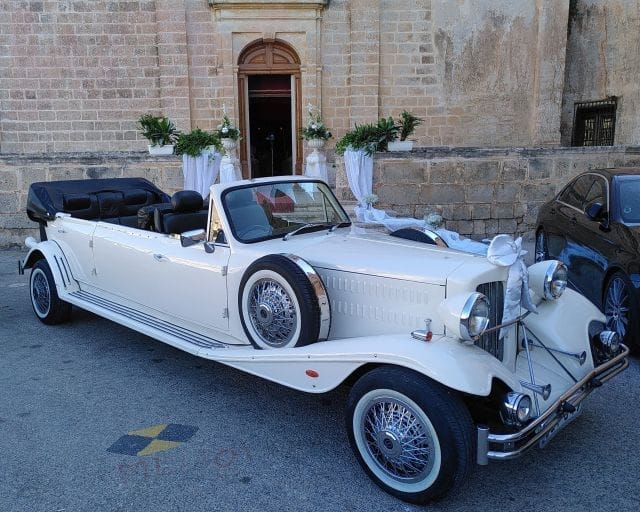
[387,140,413,151]
[306,138,326,151]
[148,144,175,156]
[221,138,238,156]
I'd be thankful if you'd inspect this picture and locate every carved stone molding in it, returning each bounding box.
[209,0,327,6]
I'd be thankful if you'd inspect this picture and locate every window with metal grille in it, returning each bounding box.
[572,98,616,146]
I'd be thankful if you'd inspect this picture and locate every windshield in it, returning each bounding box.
[223,180,351,242]
[616,176,640,224]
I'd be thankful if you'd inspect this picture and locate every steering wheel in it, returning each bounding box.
[238,224,271,239]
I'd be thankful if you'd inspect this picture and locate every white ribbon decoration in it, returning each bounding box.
[487,235,537,338]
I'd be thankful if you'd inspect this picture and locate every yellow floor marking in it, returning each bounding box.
[128,423,168,438]
[137,439,181,456]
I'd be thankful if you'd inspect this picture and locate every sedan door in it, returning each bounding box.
[567,175,614,305]
[547,175,597,289]
[91,222,230,333]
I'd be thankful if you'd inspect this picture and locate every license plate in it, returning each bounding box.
[538,404,582,449]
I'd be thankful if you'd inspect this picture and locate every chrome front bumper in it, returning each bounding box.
[476,344,629,464]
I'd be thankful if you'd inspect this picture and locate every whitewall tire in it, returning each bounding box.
[346,366,474,504]
[30,259,71,325]
[238,255,322,349]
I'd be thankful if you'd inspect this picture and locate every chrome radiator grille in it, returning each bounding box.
[475,281,505,360]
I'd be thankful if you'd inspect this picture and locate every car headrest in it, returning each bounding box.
[225,188,255,210]
[171,190,203,213]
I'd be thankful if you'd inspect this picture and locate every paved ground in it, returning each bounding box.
[1,247,638,512]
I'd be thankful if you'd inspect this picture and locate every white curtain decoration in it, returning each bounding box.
[305,148,328,182]
[182,150,221,197]
[219,154,241,183]
[344,149,372,203]
[219,139,242,183]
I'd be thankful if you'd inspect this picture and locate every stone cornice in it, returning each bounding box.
[208,0,328,7]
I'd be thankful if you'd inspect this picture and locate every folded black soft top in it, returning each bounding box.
[27,177,170,223]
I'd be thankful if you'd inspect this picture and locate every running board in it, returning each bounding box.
[67,290,227,350]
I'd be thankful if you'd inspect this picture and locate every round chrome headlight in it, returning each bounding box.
[544,261,568,300]
[599,330,621,355]
[460,292,490,340]
[501,392,532,426]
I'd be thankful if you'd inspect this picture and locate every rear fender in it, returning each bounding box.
[21,240,78,295]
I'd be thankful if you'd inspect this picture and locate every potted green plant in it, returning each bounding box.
[301,104,332,150]
[335,118,398,156]
[138,114,180,155]
[175,128,222,195]
[215,114,241,156]
[388,110,423,151]
[175,128,221,157]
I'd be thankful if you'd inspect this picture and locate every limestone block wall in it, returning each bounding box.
[0,153,182,247]
[0,1,168,153]
[335,145,640,239]
[3,146,640,248]
[2,0,592,156]
[561,0,640,146]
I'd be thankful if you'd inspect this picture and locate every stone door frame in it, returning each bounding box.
[237,39,302,176]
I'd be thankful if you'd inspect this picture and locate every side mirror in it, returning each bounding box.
[180,228,206,247]
[584,202,604,221]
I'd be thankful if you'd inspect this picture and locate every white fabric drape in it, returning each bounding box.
[219,154,241,183]
[182,150,221,197]
[305,150,328,182]
[343,149,373,204]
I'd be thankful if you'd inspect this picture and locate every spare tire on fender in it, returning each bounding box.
[238,254,330,349]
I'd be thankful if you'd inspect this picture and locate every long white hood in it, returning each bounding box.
[284,231,501,287]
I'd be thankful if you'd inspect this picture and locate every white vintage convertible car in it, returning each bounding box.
[21,176,628,504]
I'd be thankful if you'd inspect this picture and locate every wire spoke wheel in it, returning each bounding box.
[31,268,51,317]
[360,396,436,483]
[248,278,297,347]
[605,276,630,338]
[29,259,71,325]
[346,367,474,504]
[239,255,325,350]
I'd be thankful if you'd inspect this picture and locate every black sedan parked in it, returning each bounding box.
[535,168,640,353]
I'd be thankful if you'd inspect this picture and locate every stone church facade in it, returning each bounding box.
[1,0,639,245]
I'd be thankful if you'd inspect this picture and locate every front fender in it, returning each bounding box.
[203,334,522,395]
[523,288,604,369]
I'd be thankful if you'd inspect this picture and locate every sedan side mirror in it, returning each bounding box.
[585,202,611,231]
[584,202,604,221]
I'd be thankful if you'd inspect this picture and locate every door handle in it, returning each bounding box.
[153,253,168,262]
[570,217,577,225]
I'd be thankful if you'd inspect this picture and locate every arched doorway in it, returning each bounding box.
[238,40,302,178]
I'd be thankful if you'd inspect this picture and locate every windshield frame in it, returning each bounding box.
[221,179,351,243]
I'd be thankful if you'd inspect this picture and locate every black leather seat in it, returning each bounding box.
[138,203,173,231]
[155,190,208,234]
